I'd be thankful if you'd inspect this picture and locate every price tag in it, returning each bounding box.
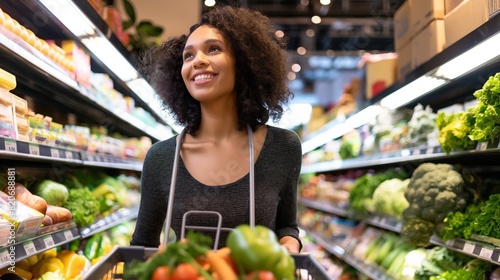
[4,139,16,153]
[51,148,59,158]
[412,149,420,156]
[63,230,73,240]
[43,235,55,248]
[88,154,94,161]
[23,241,36,255]
[0,249,9,265]
[29,144,40,156]
[426,147,434,154]
[479,247,493,259]
[477,142,488,151]
[463,242,475,254]
[65,151,73,159]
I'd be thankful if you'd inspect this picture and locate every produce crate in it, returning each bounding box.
[83,245,330,280]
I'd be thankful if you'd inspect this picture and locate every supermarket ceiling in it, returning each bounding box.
[201,0,405,53]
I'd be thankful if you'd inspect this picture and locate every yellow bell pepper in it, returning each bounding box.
[26,254,38,266]
[30,257,64,279]
[0,266,33,280]
[57,250,88,279]
[37,247,57,260]
[14,258,32,271]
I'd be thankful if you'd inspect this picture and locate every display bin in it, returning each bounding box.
[83,245,330,280]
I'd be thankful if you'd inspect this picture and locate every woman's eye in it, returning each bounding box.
[209,46,221,52]
[183,53,194,60]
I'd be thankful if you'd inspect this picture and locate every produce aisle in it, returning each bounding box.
[0,0,169,279]
[297,5,500,279]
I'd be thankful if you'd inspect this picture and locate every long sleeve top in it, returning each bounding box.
[130,125,303,249]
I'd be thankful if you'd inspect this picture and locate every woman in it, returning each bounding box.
[130,5,302,253]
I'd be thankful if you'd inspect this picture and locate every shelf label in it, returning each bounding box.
[463,242,475,254]
[4,139,16,153]
[0,249,9,265]
[29,144,40,156]
[51,148,59,158]
[43,235,55,248]
[477,142,488,151]
[63,230,73,240]
[479,247,493,259]
[426,147,434,154]
[65,151,73,159]
[412,149,420,156]
[23,241,36,255]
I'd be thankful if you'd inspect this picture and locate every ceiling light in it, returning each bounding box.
[311,16,322,24]
[291,64,301,72]
[297,47,307,55]
[320,0,331,5]
[380,76,447,109]
[433,31,500,80]
[275,30,285,38]
[345,105,381,128]
[204,0,216,7]
[301,0,309,6]
[306,29,315,37]
[287,72,297,80]
[82,37,138,81]
[302,123,351,154]
[39,0,95,37]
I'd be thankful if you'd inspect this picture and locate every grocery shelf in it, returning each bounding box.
[0,205,140,268]
[0,137,144,171]
[343,255,394,280]
[364,216,402,233]
[80,205,139,239]
[301,143,500,174]
[0,221,79,269]
[430,236,500,266]
[303,228,393,280]
[298,198,351,218]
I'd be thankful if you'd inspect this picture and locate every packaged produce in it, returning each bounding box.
[0,191,44,240]
[0,68,16,139]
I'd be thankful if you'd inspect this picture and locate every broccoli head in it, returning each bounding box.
[402,163,471,246]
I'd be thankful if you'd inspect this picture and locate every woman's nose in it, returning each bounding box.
[193,51,209,68]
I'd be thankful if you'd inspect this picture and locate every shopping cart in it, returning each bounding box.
[83,126,330,280]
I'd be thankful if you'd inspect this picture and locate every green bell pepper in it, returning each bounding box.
[226,225,295,279]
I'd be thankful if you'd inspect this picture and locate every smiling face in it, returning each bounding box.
[181,25,236,104]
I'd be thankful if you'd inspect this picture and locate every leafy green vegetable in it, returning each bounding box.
[63,187,100,227]
[436,111,476,154]
[441,193,500,242]
[469,73,500,142]
[430,259,491,280]
[414,246,472,280]
[339,129,362,159]
[36,180,69,206]
[348,168,407,214]
[367,178,409,218]
[124,231,213,280]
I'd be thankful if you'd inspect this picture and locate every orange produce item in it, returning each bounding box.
[45,205,72,224]
[57,250,87,279]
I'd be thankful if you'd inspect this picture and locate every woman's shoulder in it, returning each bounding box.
[144,134,178,159]
[264,125,302,155]
[266,125,302,146]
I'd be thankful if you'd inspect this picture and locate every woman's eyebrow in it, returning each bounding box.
[184,39,224,51]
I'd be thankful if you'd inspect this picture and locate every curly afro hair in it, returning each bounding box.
[139,6,293,134]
